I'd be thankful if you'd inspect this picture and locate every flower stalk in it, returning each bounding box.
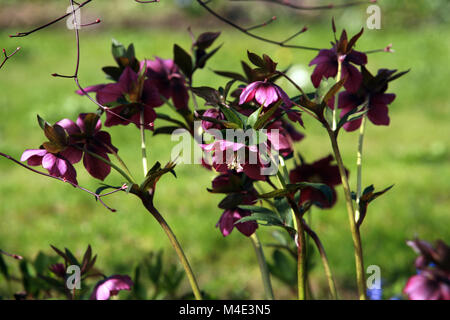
[355,115,367,222]
[250,233,275,300]
[325,125,367,299]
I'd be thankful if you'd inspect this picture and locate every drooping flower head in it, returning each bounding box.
[289,155,345,208]
[144,57,189,110]
[21,121,81,184]
[211,173,259,237]
[239,81,292,108]
[56,113,118,181]
[90,275,134,300]
[338,67,409,131]
[403,239,450,300]
[309,29,367,93]
[77,65,163,130]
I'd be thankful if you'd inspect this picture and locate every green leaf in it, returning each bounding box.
[111,39,126,60]
[268,249,297,286]
[246,106,263,128]
[218,105,244,128]
[81,245,92,274]
[253,100,282,129]
[0,255,9,280]
[37,114,50,130]
[173,44,193,78]
[357,184,394,227]
[235,211,284,227]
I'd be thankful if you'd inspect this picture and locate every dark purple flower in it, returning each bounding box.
[57,113,118,181]
[403,239,450,300]
[309,30,367,93]
[289,155,344,208]
[90,275,134,300]
[201,140,266,181]
[217,207,258,237]
[49,263,66,278]
[201,108,225,131]
[216,191,258,237]
[404,272,450,300]
[239,81,292,108]
[145,57,189,110]
[21,148,78,185]
[77,66,162,130]
[338,67,407,131]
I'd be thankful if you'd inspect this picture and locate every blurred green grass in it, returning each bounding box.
[0,14,449,299]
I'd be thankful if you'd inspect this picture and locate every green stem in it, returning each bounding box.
[355,115,367,223]
[288,198,307,300]
[274,156,306,300]
[140,109,148,176]
[98,140,135,182]
[326,125,367,299]
[250,233,275,300]
[139,195,202,300]
[332,61,342,131]
[303,219,338,299]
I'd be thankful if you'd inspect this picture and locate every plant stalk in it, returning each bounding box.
[326,125,367,299]
[355,115,367,223]
[140,109,148,176]
[250,233,275,300]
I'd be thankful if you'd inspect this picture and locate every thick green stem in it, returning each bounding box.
[355,115,367,223]
[139,195,202,300]
[250,233,274,300]
[332,61,342,131]
[326,126,367,299]
[140,109,148,176]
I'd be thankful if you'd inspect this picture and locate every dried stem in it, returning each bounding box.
[0,152,124,212]
[230,0,376,11]
[196,0,320,51]
[0,47,21,70]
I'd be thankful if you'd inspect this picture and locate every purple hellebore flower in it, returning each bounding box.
[217,207,258,237]
[337,67,407,131]
[21,148,79,185]
[49,263,66,278]
[77,66,163,130]
[309,30,367,93]
[216,191,258,237]
[338,91,395,131]
[404,272,450,300]
[56,113,118,181]
[144,57,189,110]
[201,108,225,131]
[239,81,292,108]
[289,155,344,208]
[90,275,134,300]
[201,140,266,181]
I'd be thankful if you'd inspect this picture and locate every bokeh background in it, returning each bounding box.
[0,0,449,299]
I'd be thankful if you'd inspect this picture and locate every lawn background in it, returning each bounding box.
[0,0,449,299]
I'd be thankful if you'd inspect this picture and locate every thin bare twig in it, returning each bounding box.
[196,0,321,51]
[230,0,376,11]
[9,0,92,38]
[0,47,21,70]
[0,249,23,260]
[0,152,125,212]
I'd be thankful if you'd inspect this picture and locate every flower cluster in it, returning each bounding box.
[403,239,450,300]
